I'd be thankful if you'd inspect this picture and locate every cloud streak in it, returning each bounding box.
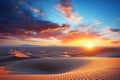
[58,30,101,43]
[92,18,102,25]
[106,27,120,34]
[111,41,120,44]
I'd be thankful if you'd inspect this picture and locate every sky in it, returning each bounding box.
[0,0,120,47]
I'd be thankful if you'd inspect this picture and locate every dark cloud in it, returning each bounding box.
[0,21,70,40]
[0,0,44,24]
[106,27,120,34]
[0,35,16,40]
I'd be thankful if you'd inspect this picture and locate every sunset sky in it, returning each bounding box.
[0,0,120,46]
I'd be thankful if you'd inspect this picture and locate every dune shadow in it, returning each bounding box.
[5,58,89,74]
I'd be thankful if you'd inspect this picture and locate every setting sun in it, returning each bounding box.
[85,43,95,49]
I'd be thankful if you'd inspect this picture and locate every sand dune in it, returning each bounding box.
[0,58,120,80]
[9,49,30,58]
[95,52,120,57]
[0,58,89,74]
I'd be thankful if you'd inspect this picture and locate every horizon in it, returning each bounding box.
[0,44,120,48]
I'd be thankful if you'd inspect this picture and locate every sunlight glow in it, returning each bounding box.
[85,43,95,49]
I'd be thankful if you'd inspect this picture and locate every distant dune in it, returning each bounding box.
[0,58,120,80]
[95,52,120,57]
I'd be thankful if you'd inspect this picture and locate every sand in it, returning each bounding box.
[0,57,120,80]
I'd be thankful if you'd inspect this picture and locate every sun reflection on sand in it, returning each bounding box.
[9,49,29,58]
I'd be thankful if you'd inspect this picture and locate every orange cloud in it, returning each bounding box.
[68,30,79,34]
[40,24,70,33]
[56,0,83,22]
[111,41,120,44]
[101,37,111,41]
[58,30,101,43]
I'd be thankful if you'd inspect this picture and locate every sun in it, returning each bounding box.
[85,43,95,49]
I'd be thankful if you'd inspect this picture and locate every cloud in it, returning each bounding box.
[29,6,44,15]
[40,24,70,33]
[0,34,16,40]
[56,0,83,22]
[0,21,70,40]
[24,2,45,17]
[0,0,45,24]
[106,27,120,34]
[0,0,114,46]
[101,37,111,41]
[68,30,79,34]
[111,41,120,44]
[117,17,120,20]
[0,0,71,41]
[23,37,61,43]
[58,30,101,43]
[92,18,102,25]
[0,19,103,44]
[75,24,90,32]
